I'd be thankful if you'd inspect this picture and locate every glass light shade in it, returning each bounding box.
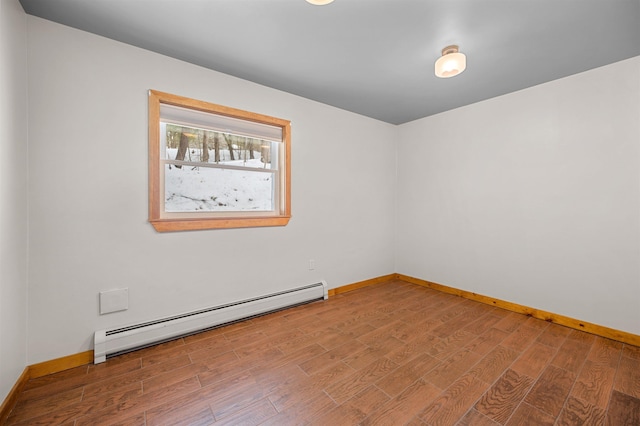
[306,0,334,4]
[435,51,467,78]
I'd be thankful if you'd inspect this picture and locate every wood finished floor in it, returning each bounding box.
[7,279,640,425]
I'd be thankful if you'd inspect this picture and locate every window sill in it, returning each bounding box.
[150,216,291,232]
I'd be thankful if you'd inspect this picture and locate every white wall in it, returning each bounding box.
[397,57,640,335]
[0,0,29,403]
[26,17,396,364]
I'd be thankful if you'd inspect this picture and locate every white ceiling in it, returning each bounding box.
[19,0,640,124]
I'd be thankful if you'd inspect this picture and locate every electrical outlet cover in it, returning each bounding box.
[99,288,129,314]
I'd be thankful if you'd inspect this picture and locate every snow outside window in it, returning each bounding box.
[148,90,291,232]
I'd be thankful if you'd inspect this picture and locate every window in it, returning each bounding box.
[148,90,291,232]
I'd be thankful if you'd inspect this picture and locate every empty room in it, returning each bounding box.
[1,0,639,424]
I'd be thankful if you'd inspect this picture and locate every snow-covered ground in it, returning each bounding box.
[164,148,274,212]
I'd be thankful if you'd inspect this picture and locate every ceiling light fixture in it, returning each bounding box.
[435,45,466,78]
[306,0,334,4]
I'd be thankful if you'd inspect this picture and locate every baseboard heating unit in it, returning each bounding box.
[94,281,328,364]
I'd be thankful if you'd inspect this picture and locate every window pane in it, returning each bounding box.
[164,164,275,212]
[164,124,275,170]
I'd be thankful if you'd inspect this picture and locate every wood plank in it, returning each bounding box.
[251,364,308,396]
[83,355,191,399]
[184,332,235,356]
[325,357,398,404]
[29,351,93,379]
[492,312,529,333]
[213,398,277,426]
[15,383,143,426]
[143,392,214,426]
[458,409,501,426]
[570,360,616,409]
[343,335,403,370]
[465,328,510,356]
[474,369,535,423]
[615,354,640,398]
[7,386,83,424]
[398,274,640,346]
[405,417,429,426]
[463,314,503,336]
[75,377,200,426]
[0,368,29,424]
[298,339,366,375]
[268,362,354,412]
[536,323,571,348]
[21,364,88,394]
[264,342,327,371]
[22,358,137,401]
[86,411,147,426]
[362,379,441,425]
[439,348,484,373]
[327,274,398,296]
[431,304,486,338]
[565,328,596,345]
[622,343,640,360]
[261,392,337,425]
[385,333,440,366]
[587,336,622,368]
[426,330,475,360]
[506,402,555,426]
[550,335,593,373]
[81,410,147,426]
[187,345,238,365]
[524,365,576,418]
[208,381,266,420]
[358,319,415,344]
[314,385,389,425]
[196,348,278,388]
[142,363,205,394]
[375,353,440,397]
[606,390,640,426]
[119,338,186,364]
[418,374,489,426]
[424,349,483,390]
[468,345,519,384]
[510,342,556,380]
[308,327,356,350]
[557,396,605,426]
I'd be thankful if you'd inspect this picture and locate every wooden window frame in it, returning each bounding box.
[148,90,291,232]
